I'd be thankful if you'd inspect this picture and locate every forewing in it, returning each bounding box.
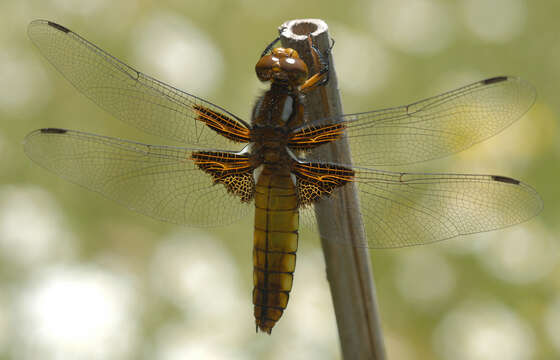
[303,76,535,166]
[23,129,252,227]
[27,20,250,150]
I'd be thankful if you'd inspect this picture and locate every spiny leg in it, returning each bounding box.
[259,25,290,58]
[300,34,333,93]
[260,35,281,58]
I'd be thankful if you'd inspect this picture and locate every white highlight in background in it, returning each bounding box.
[478,223,557,284]
[0,186,74,267]
[395,248,456,307]
[433,300,535,360]
[0,51,50,115]
[544,295,560,354]
[132,12,224,97]
[13,265,138,360]
[463,0,526,43]
[333,25,393,96]
[370,0,454,55]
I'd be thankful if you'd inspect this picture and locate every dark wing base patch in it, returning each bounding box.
[191,151,255,202]
[291,161,354,206]
[288,123,346,150]
[193,105,251,143]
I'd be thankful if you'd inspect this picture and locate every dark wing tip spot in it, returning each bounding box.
[47,21,71,33]
[482,76,509,85]
[491,175,520,185]
[40,128,68,134]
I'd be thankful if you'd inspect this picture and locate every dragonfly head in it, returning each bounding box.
[255,47,308,86]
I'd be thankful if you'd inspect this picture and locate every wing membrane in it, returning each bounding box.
[305,76,535,166]
[23,128,252,226]
[27,20,249,150]
[335,168,542,248]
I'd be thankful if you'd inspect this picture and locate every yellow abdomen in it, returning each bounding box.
[253,166,298,334]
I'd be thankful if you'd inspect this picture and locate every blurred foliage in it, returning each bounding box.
[0,0,559,359]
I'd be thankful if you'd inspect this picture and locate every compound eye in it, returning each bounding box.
[280,57,308,85]
[255,55,277,81]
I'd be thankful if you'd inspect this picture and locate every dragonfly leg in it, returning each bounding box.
[260,35,281,58]
[300,35,333,93]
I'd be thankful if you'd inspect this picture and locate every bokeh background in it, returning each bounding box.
[1,0,559,359]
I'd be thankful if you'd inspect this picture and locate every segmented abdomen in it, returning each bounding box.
[253,166,298,334]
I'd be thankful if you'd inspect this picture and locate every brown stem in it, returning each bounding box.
[279,19,386,360]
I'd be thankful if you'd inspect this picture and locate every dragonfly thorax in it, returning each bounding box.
[251,125,290,144]
[249,125,292,166]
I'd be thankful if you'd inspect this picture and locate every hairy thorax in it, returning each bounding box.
[250,125,291,165]
[250,82,303,169]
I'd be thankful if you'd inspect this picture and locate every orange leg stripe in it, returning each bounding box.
[299,72,327,93]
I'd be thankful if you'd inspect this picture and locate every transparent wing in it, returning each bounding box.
[300,168,542,248]
[28,20,249,151]
[23,128,252,227]
[304,76,535,166]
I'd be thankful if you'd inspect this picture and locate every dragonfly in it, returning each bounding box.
[24,20,542,334]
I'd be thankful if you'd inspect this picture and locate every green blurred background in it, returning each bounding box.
[1,0,559,359]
